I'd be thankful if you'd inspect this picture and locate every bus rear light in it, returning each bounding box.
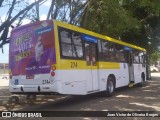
[9,69,12,79]
[51,65,56,71]
[51,71,55,76]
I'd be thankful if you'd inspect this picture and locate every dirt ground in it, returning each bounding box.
[0,73,160,120]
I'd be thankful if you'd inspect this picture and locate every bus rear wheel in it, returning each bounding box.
[104,76,115,97]
[8,96,20,104]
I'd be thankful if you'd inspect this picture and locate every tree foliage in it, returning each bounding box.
[0,0,160,61]
[46,0,87,25]
[150,50,160,64]
[0,0,45,51]
[81,0,141,37]
[0,0,86,52]
[121,0,160,54]
[80,0,160,55]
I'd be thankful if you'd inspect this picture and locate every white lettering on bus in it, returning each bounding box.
[18,39,32,53]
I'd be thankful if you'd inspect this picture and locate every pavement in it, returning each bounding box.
[0,73,159,120]
[151,72,160,77]
[0,73,159,111]
[0,74,9,87]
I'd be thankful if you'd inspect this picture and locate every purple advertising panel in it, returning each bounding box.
[9,20,56,75]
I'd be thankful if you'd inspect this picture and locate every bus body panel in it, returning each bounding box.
[133,64,146,83]
[98,63,129,89]
[9,19,147,95]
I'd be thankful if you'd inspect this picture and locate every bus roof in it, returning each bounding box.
[54,20,146,52]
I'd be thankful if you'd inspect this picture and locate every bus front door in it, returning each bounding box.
[126,51,135,84]
[85,42,99,92]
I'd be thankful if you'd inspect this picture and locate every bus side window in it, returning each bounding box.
[72,32,83,57]
[139,52,144,64]
[102,41,110,61]
[61,44,74,57]
[59,27,83,58]
[98,39,103,60]
[115,44,125,62]
[133,50,140,63]
[98,40,126,62]
[124,51,129,63]
[60,30,73,57]
[108,42,116,61]
[60,30,71,44]
[98,39,109,61]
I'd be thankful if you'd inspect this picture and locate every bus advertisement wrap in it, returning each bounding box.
[9,20,56,75]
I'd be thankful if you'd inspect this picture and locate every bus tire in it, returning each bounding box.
[105,76,115,97]
[8,96,20,104]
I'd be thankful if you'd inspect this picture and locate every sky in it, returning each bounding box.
[0,0,51,63]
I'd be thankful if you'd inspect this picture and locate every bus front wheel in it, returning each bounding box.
[104,76,115,97]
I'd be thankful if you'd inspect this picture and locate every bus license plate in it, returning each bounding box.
[26,75,34,79]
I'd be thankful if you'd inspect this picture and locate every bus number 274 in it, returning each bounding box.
[42,80,50,84]
[71,62,78,68]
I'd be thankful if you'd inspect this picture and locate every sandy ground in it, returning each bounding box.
[0,73,160,120]
[0,74,9,87]
[0,73,159,111]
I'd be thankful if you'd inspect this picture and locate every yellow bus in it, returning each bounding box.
[9,20,146,98]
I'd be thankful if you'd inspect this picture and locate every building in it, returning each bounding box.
[0,63,9,74]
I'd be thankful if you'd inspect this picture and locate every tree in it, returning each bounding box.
[0,0,45,52]
[1,0,160,59]
[0,0,87,52]
[80,0,160,54]
[121,0,160,54]
[80,0,141,39]
[150,50,160,64]
[46,0,87,25]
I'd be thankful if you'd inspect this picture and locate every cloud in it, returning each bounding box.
[0,15,6,24]
[0,44,9,63]
[28,0,37,4]
[40,14,47,20]
[21,19,31,25]
[42,0,52,7]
